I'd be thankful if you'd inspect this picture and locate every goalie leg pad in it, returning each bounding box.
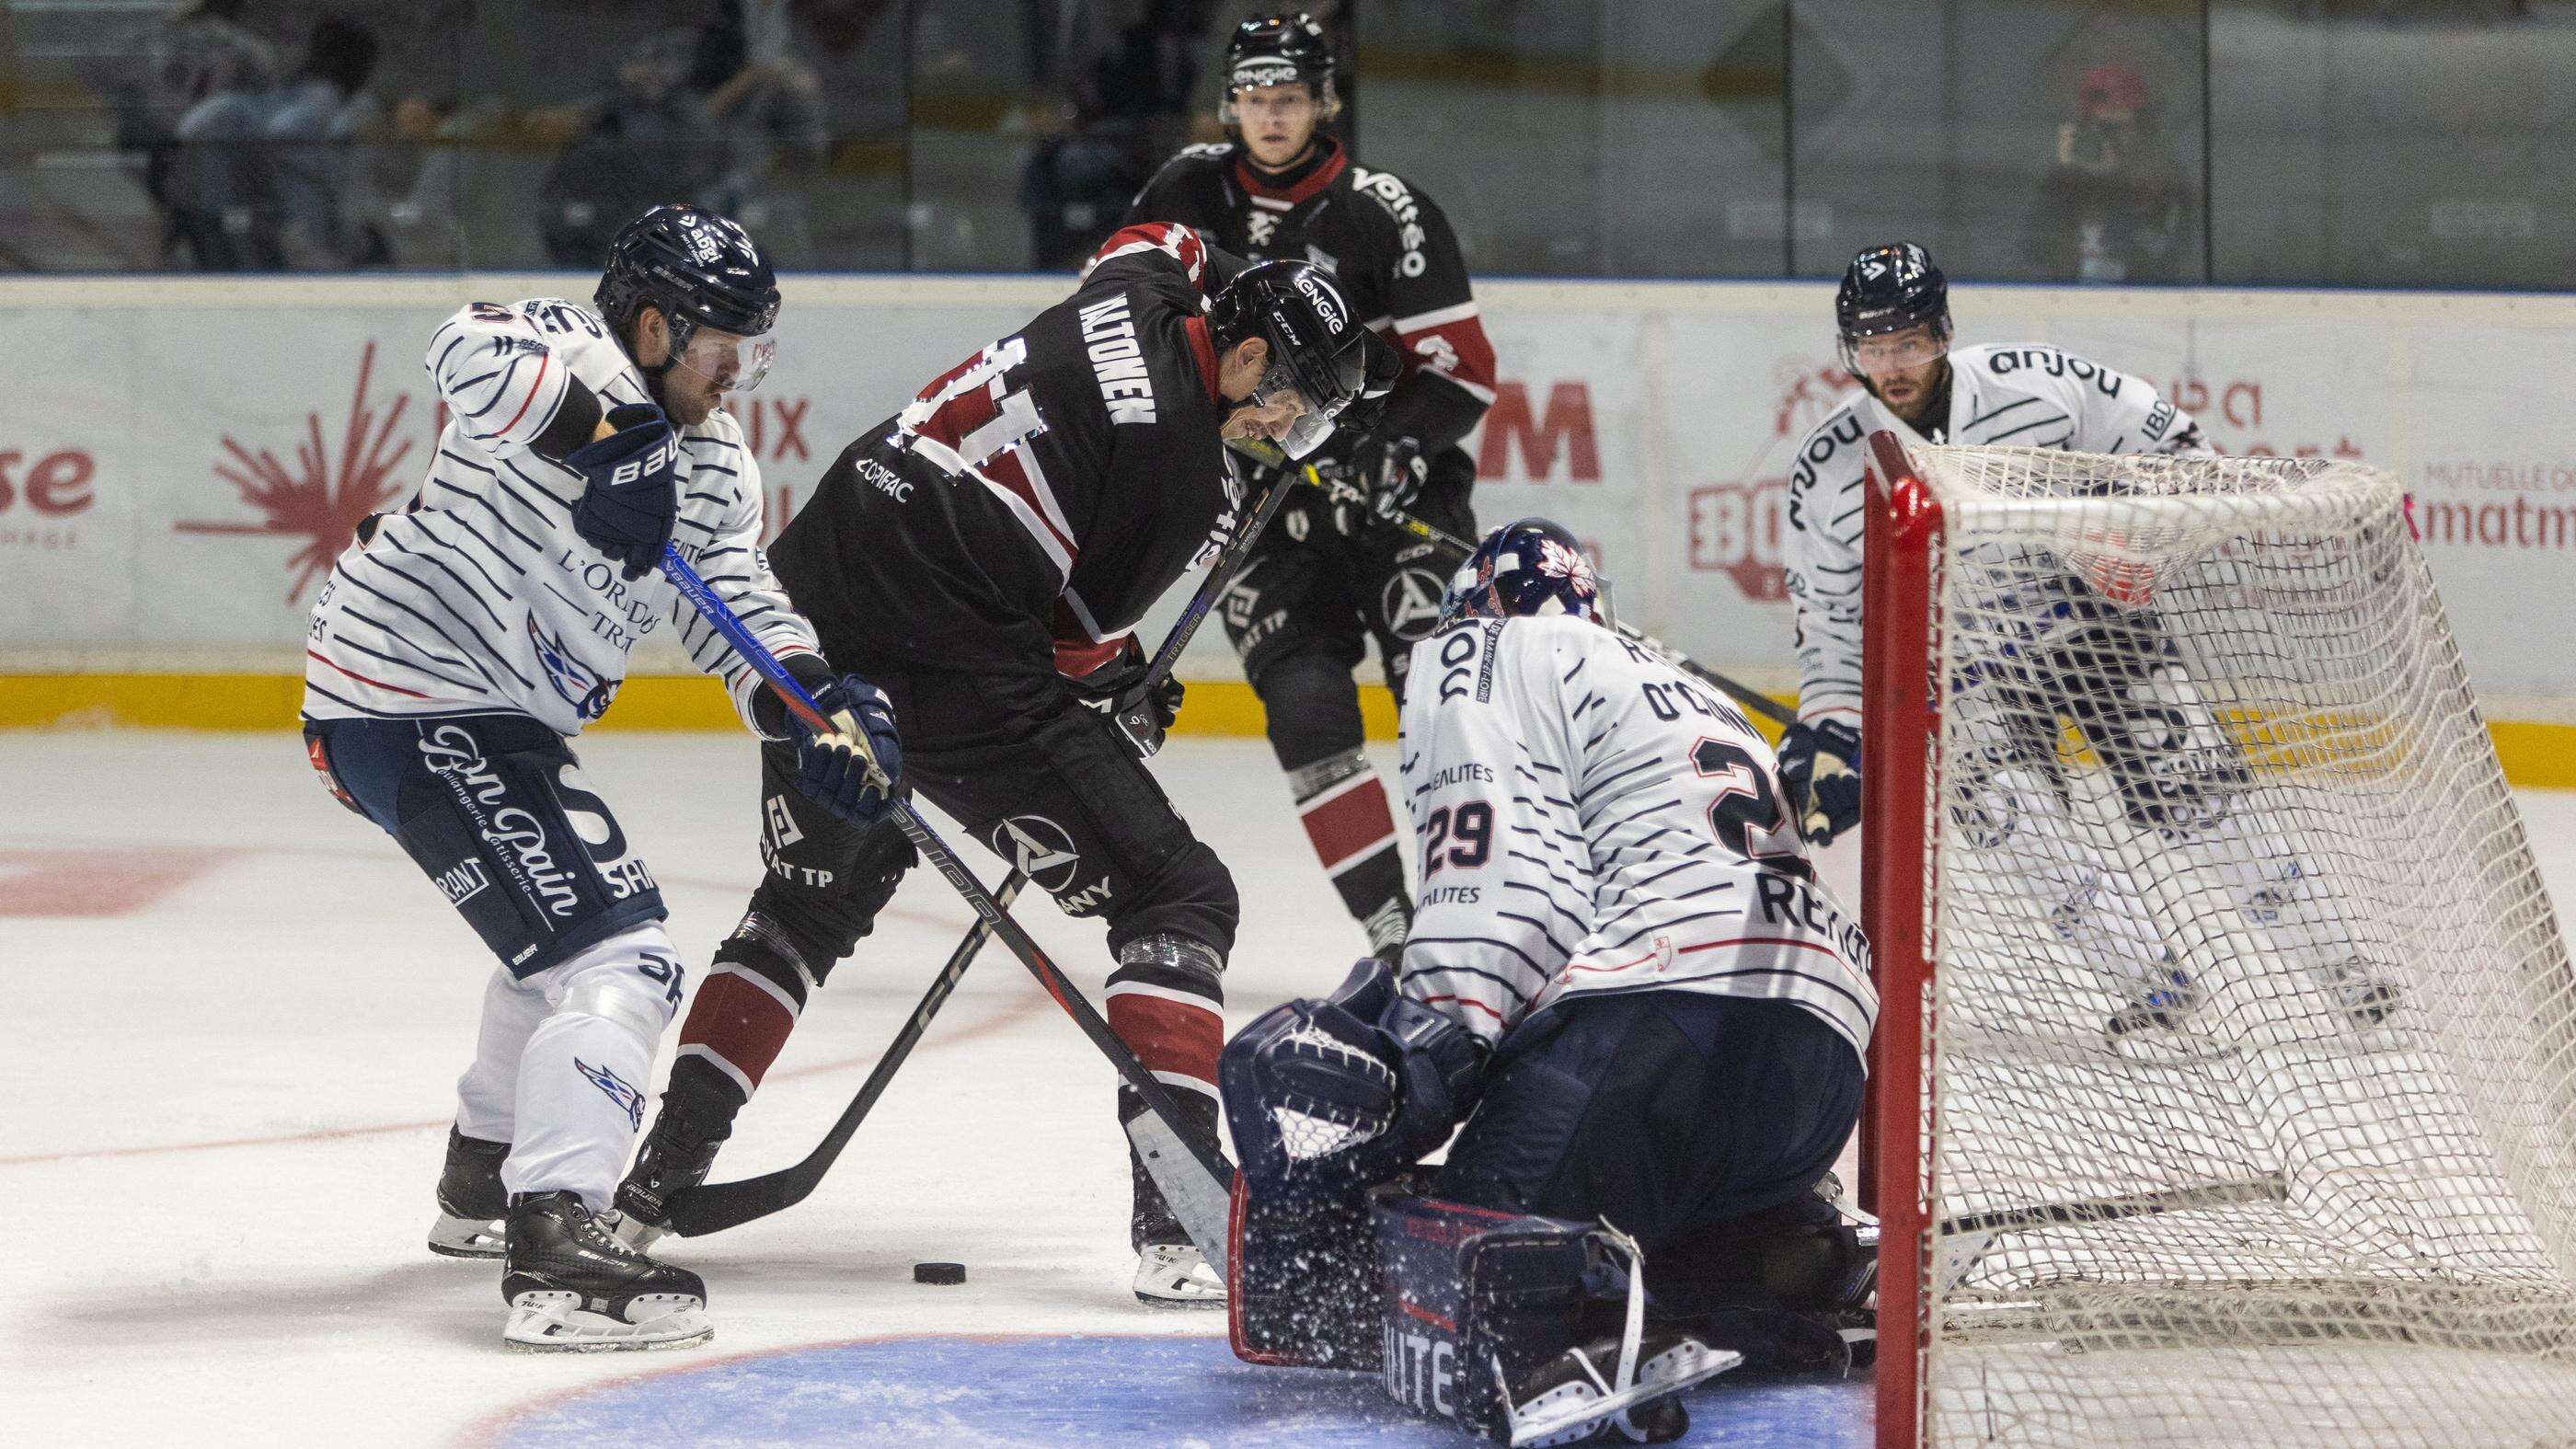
[1224,1171,1384,1369]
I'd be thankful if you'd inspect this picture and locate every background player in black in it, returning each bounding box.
[618,222,1380,1305]
[1126,12,1500,964]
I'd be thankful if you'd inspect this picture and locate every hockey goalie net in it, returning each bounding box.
[1863,432,2576,1446]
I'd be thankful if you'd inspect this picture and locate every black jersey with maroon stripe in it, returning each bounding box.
[776,223,1247,678]
[1125,136,1496,462]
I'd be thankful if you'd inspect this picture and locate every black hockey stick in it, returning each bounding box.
[1933,1174,2289,1295]
[662,869,1029,1237]
[1108,453,1305,755]
[1290,465,1799,729]
[660,545,1238,1273]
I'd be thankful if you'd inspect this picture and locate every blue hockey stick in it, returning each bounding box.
[657,543,1237,1272]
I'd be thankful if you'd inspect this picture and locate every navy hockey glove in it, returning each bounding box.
[1375,992,1489,1165]
[1069,638,1185,758]
[792,673,903,830]
[566,403,681,581]
[1777,719,1863,847]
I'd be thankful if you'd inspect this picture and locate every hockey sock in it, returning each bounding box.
[453,962,560,1144]
[1289,748,1412,956]
[504,925,685,1210]
[1107,932,1225,1248]
[668,909,820,1115]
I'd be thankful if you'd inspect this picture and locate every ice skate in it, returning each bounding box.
[1133,1241,1225,1306]
[2105,964,2202,1041]
[2328,959,2403,1029]
[1500,1331,1739,1446]
[613,1107,726,1250]
[501,1190,711,1352]
[426,1125,510,1259]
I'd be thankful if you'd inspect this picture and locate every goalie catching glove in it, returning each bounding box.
[756,654,903,829]
[1776,719,1861,847]
[1225,958,1489,1197]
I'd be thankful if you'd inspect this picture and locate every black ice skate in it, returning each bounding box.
[426,1125,510,1259]
[1128,1089,1225,1307]
[2106,965,2203,1040]
[1498,1330,1739,1446]
[501,1190,711,1352]
[2328,959,2404,1029]
[613,1108,726,1250]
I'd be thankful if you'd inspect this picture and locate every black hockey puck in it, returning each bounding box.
[914,1261,966,1285]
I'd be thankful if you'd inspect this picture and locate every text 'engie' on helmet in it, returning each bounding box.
[1834,241,1949,361]
[1210,259,1372,458]
[1220,12,1339,122]
[595,204,781,357]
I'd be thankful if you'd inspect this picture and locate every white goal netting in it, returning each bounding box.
[1890,445,2576,1446]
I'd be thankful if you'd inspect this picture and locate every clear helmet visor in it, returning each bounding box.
[673,326,776,395]
[1839,321,1949,381]
[1237,357,1343,460]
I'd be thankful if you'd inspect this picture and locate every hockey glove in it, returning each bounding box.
[1326,436,1427,535]
[1068,637,1185,758]
[566,403,682,581]
[1375,993,1489,1165]
[1777,718,1863,847]
[790,671,903,830]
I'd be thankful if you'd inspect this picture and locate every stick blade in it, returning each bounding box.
[1125,1111,1233,1279]
[663,1167,816,1237]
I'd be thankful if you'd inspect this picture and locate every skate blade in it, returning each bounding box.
[502,1291,712,1353]
[427,1212,505,1259]
[1507,1342,1742,1448]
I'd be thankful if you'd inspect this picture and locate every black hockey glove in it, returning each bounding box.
[1327,436,1427,536]
[565,403,681,581]
[790,669,903,830]
[1777,718,1863,847]
[1069,637,1185,758]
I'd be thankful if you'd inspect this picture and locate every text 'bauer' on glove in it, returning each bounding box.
[1777,718,1863,848]
[565,403,682,581]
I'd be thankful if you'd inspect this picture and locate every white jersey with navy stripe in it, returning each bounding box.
[1782,341,2211,734]
[302,298,818,737]
[1396,615,1875,1061]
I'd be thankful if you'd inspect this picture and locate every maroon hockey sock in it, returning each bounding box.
[1295,762,1411,953]
[673,934,812,1103]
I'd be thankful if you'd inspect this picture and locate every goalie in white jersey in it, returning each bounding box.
[300,205,899,1351]
[1218,521,1874,1445]
[1778,241,2397,1041]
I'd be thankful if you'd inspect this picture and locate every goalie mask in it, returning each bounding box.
[1438,519,1612,630]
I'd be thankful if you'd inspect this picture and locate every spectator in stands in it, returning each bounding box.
[266,16,393,269]
[93,0,280,270]
[2024,62,2191,284]
[689,0,834,261]
[536,31,724,267]
[1017,0,1222,269]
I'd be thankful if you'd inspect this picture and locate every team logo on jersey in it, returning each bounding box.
[991,814,1083,892]
[1380,567,1449,641]
[177,339,415,604]
[526,614,617,721]
[575,1056,647,1130]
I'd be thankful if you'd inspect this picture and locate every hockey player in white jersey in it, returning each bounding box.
[300,204,900,1351]
[1779,241,2396,1041]
[1219,521,1874,1444]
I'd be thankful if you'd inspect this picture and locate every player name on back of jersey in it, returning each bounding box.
[1077,294,1157,424]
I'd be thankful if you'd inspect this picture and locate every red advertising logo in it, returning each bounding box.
[0,448,98,551]
[177,341,417,604]
[1687,360,1853,604]
[1477,380,1602,484]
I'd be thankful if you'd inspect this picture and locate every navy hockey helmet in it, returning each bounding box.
[595,204,781,390]
[1438,519,1609,630]
[1834,241,1950,374]
[1221,12,1340,121]
[1211,259,1372,458]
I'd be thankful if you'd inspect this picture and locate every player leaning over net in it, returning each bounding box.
[613,223,1382,1304]
[1220,520,1876,1444]
[300,205,897,1351]
[1126,11,1499,964]
[1778,240,2397,1041]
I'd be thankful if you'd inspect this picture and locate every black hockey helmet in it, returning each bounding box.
[595,203,781,389]
[1439,519,1610,630]
[1210,259,1372,459]
[1834,241,1950,373]
[1220,11,1340,121]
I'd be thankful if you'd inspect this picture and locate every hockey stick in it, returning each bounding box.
[1289,465,1800,729]
[659,544,1238,1274]
[1933,1174,2288,1296]
[1108,454,1305,755]
[661,869,1029,1237]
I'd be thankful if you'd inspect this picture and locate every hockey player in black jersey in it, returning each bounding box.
[616,221,1384,1304]
[1125,12,1500,964]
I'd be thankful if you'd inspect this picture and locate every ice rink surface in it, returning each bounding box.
[5,730,2571,1446]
